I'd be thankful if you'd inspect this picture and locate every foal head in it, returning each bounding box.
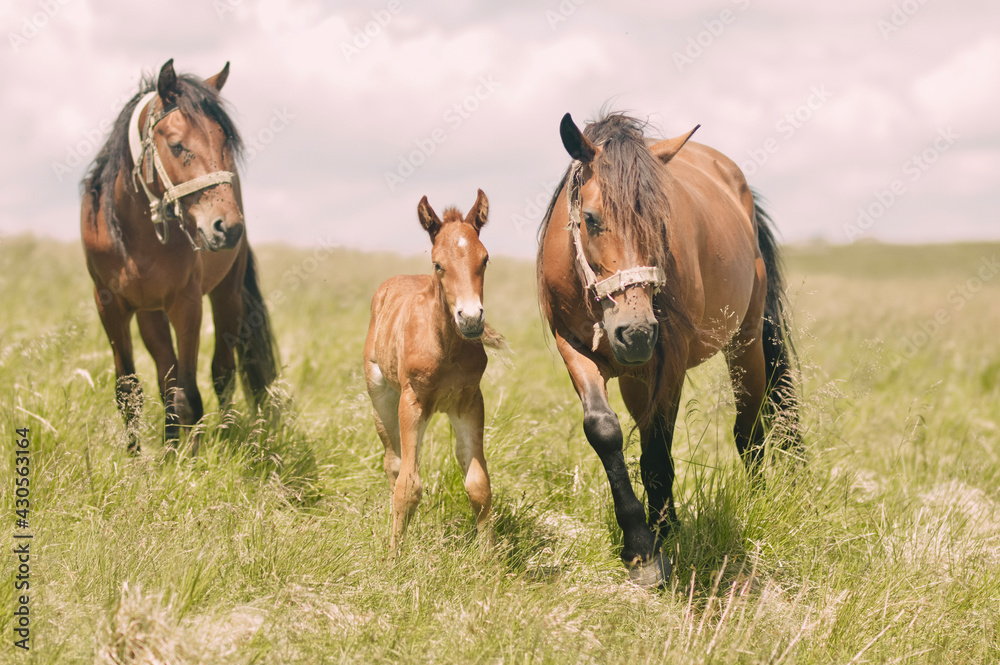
[417,190,490,339]
[148,59,244,251]
[559,113,697,365]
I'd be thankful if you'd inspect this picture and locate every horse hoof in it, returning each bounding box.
[626,551,671,589]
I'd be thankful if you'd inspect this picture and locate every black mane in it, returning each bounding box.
[584,114,670,270]
[81,72,244,243]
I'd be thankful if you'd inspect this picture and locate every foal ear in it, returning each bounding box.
[649,125,701,163]
[417,196,443,241]
[560,113,598,163]
[465,189,489,234]
[205,61,230,92]
[157,58,179,105]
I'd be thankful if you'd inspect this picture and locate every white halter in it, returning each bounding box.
[128,91,236,249]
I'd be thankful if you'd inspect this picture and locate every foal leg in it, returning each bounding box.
[448,388,493,543]
[137,310,180,443]
[366,361,402,492]
[392,386,428,551]
[555,330,661,584]
[95,288,142,452]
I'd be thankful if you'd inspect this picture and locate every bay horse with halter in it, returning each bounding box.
[364,190,503,550]
[81,59,278,451]
[538,112,800,586]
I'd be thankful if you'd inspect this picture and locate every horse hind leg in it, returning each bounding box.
[448,389,493,544]
[761,314,802,454]
[94,287,142,452]
[366,362,402,492]
[137,310,180,443]
[725,326,769,476]
[391,388,427,552]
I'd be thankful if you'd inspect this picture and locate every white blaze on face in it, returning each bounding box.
[457,236,468,248]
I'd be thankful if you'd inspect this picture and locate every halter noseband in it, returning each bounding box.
[128,91,236,250]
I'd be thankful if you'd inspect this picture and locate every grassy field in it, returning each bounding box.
[1,235,998,663]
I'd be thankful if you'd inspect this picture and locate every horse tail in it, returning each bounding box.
[753,193,801,448]
[237,245,279,408]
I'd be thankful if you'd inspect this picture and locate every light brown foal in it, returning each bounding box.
[364,190,498,550]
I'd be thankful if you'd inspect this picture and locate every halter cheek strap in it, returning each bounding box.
[565,160,666,349]
[128,91,236,250]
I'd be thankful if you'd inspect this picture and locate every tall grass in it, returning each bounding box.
[1,236,998,663]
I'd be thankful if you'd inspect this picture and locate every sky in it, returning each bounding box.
[1,0,997,258]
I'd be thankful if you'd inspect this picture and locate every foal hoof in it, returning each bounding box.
[626,551,671,589]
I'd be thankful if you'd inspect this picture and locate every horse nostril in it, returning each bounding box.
[212,218,225,235]
[615,326,627,346]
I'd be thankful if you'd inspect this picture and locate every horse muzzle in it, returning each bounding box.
[609,316,658,365]
[455,306,485,340]
[200,218,244,252]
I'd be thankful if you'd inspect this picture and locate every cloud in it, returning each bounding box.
[1,0,998,256]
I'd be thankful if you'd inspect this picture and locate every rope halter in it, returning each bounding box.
[128,91,236,250]
[565,160,666,350]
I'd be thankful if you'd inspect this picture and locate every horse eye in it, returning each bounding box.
[434,262,443,273]
[482,256,489,268]
[169,142,183,157]
[584,212,603,235]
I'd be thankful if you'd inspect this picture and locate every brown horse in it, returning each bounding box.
[537,113,799,586]
[81,59,278,451]
[364,190,502,550]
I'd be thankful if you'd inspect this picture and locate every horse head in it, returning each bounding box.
[417,189,490,340]
[141,59,244,251]
[559,113,697,366]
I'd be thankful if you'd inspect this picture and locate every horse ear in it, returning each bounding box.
[417,196,443,241]
[205,61,230,92]
[560,113,597,163]
[650,125,701,163]
[157,58,178,105]
[465,189,489,234]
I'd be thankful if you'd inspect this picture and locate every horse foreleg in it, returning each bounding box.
[208,280,242,412]
[448,388,493,544]
[94,287,142,452]
[137,310,180,443]
[166,285,204,446]
[555,330,661,584]
[392,386,428,552]
[620,375,683,547]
